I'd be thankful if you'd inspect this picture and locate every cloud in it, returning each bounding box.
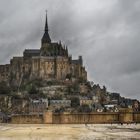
[0,0,140,99]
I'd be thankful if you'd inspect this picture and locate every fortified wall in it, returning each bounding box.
[11,112,140,124]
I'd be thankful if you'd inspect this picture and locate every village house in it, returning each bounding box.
[80,98,93,107]
[29,98,48,114]
[49,100,71,109]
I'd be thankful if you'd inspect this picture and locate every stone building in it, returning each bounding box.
[0,13,87,87]
[79,97,93,106]
[29,99,48,114]
[80,99,93,106]
[49,100,71,108]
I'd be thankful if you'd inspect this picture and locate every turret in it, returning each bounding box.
[79,56,83,65]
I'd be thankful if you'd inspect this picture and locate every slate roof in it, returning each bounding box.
[23,49,40,57]
[72,60,81,65]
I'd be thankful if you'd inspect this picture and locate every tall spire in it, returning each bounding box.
[44,10,49,32]
[41,11,51,44]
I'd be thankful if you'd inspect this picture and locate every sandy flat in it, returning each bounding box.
[0,124,140,140]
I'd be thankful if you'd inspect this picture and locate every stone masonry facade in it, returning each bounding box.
[0,13,87,86]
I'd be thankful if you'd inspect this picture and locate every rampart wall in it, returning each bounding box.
[11,112,140,124]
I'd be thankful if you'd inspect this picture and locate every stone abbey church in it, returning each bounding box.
[0,14,87,86]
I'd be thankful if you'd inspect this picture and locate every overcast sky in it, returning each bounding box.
[0,0,140,100]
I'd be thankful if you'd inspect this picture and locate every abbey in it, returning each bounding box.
[0,13,87,86]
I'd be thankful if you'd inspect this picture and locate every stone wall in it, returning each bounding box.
[133,113,140,123]
[43,111,53,123]
[11,112,140,124]
[11,114,43,124]
[44,112,140,124]
[0,55,87,86]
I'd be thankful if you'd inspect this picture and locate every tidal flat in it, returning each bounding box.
[0,124,140,140]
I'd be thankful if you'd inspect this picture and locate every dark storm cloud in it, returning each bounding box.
[0,0,140,99]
